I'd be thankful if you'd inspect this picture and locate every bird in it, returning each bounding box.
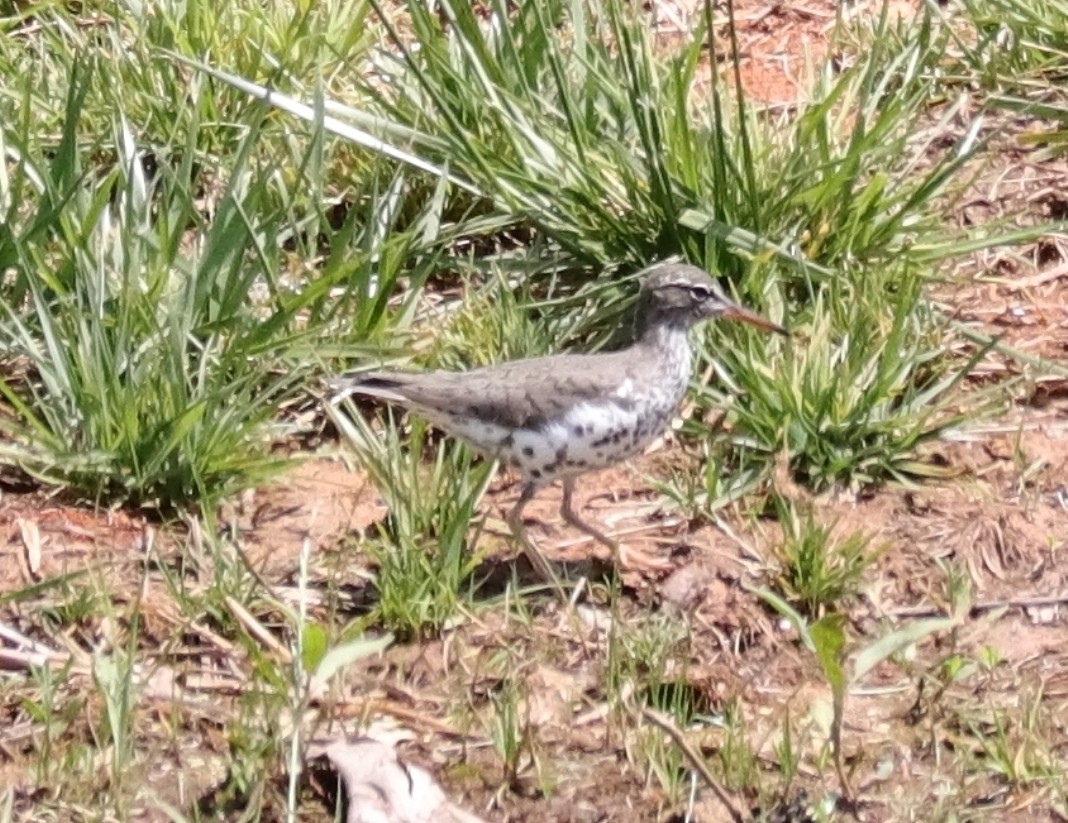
[330,262,786,593]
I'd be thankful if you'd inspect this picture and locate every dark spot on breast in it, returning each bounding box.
[542,463,557,474]
[572,424,585,437]
[522,446,534,457]
[595,450,604,459]
[501,433,515,449]
[611,431,623,444]
[555,446,567,462]
[566,459,589,469]
[592,435,612,448]
[530,468,542,479]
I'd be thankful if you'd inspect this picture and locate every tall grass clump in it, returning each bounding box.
[0,71,287,505]
[0,61,445,508]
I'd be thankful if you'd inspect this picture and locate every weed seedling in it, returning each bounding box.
[770,497,877,618]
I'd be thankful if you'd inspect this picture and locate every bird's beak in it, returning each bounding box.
[721,302,789,336]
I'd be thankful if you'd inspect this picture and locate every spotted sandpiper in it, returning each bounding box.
[330,262,786,590]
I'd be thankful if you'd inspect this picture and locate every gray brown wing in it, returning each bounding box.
[350,350,639,429]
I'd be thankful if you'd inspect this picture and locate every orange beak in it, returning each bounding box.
[722,303,789,336]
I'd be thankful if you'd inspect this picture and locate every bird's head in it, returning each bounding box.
[639,263,787,335]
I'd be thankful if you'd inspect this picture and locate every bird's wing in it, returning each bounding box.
[337,350,639,430]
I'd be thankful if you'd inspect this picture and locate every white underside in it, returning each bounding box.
[443,373,681,484]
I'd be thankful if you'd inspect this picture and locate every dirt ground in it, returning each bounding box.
[2,1,1067,821]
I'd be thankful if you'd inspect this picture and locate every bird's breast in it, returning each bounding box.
[498,372,691,485]
[497,399,639,483]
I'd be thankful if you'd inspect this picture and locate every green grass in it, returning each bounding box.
[768,499,878,618]
[0,81,296,505]
[331,409,494,637]
[2,0,1067,820]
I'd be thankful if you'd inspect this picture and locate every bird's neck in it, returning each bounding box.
[636,319,694,369]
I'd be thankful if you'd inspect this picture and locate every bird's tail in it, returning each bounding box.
[327,373,411,404]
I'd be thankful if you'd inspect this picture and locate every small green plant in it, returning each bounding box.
[957,0,1068,92]
[966,697,1063,787]
[657,435,766,517]
[488,676,533,791]
[716,698,762,794]
[632,724,691,806]
[22,660,84,790]
[772,709,801,798]
[606,613,692,714]
[934,557,974,617]
[606,612,707,802]
[92,648,140,814]
[770,499,876,618]
[693,262,996,498]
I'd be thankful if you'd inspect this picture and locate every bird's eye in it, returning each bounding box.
[689,285,711,301]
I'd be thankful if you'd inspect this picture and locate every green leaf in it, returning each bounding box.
[315,634,394,683]
[300,623,329,672]
[810,614,847,696]
[851,615,963,684]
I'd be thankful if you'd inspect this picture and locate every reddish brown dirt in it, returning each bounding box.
[225,458,387,573]
[654,0,923,106]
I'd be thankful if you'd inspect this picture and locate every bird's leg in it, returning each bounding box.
[560,478,669,575]
[506,483,565,599]
[560,477,621,564]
